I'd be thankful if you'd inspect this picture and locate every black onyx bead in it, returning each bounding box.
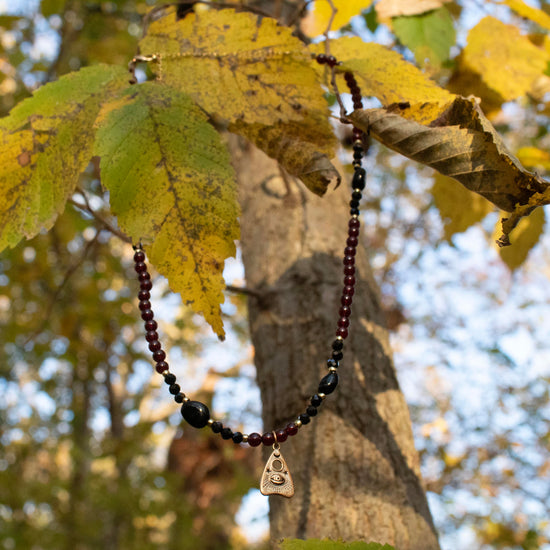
[174,393,185,403]
[232,432,244,444]
[352,168,366,190]
[181,400,210,429]
[306,405,318,417]
[299,413,311,424]
[332,350,344,361]
[169,384,180,395]
[211,421,223,433]
[164,373,176,385]
[311,394,323,407]
[327,358,339,369]
[353,150,363,161]
[350,208,360,216]
[319,372,339,394]
[352,191,362,201]
[221,427,233,440]
[332,339,344,351]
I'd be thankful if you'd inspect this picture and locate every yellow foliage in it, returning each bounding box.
[303,0,374,36]
[311,37,453,121]
[461,16,549,102]
[95,83,239,338]
[376,0,451,20]
[516,146,550,171]
[431,174,493,240]
[494,207,545,270]
[140,7,328,126]
[499,0,550,31]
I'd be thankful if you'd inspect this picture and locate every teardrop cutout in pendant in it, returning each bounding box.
[260,447,294,498]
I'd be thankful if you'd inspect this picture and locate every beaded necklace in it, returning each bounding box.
[131,54,366,498]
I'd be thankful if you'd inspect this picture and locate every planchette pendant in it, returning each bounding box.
[260,445,294,498]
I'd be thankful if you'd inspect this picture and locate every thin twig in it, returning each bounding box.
[69,194,131,244]
[321,0,348,122]
[225,284,262,299]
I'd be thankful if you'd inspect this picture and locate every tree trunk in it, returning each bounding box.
[233,138,440,550]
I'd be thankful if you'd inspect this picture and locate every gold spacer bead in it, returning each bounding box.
[182,396,190,402]
[328,367,338,373]
[207,419,214,426]
[242,434,249,443]
[295,420,302,428]
[318,393,326,399]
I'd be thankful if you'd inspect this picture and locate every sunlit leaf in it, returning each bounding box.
[460,16,548,102]
[375,0,451,20]
[230,114,340,196]
[494,202,545,270]
[517,146,550,171]
[499,0,550,31]
[311,37,453,123]
[392,7,455,68]
[303,0,374,36]
[350,97,550,213]
[139,7,329,126]
[94,82,239,338]
[431,173,493,240]
[0,65,128,252]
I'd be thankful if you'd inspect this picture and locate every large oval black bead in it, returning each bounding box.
[318,372,339,395]
[181,401,210,429]
[352,167,366,190]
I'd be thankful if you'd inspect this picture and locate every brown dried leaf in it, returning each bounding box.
[350,97,550,241]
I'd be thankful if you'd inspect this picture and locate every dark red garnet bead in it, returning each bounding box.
[348,227,359,237]
[338,317,350,328]
[134,250,145,263]
[141,309,154,321]
[138,290,150,301]
[341,295,353,307]
[148,341,161,352]
[153,350,166,362]
[343,285,355,296]
[349,218,360,229]
[344,265,356,276]
[347,237,358,247]
[248,433,262,447]
[327,55,337,67]
[316,53,327,64]
[140,280,153,291]
[138,272,150,282]
[139,300,151,311]
[339,305,351,317]
[344,275,356,286]
[145,320,158,331]
[156,361,169,373]
[286,423,299,436]
[275,429,288,443]
[336,327,348,339]
[343,256,355,266]
[262,432,275,446]
[134,262,147,273]
[145,331,159,342]
[344,246,356,256]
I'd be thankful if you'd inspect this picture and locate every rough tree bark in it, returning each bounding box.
[232,137,440,549]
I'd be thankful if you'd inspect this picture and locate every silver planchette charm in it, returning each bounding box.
[260,444,294,498]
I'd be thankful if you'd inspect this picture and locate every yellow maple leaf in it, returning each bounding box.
[139,7,328,126]
[461,16,548,102]
[311,37,453,123]
[302,0,374,37]
[498,0,550,31]
[95,83,239,338]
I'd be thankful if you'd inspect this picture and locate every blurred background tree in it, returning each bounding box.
[0,0,549,549]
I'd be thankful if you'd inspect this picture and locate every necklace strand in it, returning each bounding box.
[132,55,365,451]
